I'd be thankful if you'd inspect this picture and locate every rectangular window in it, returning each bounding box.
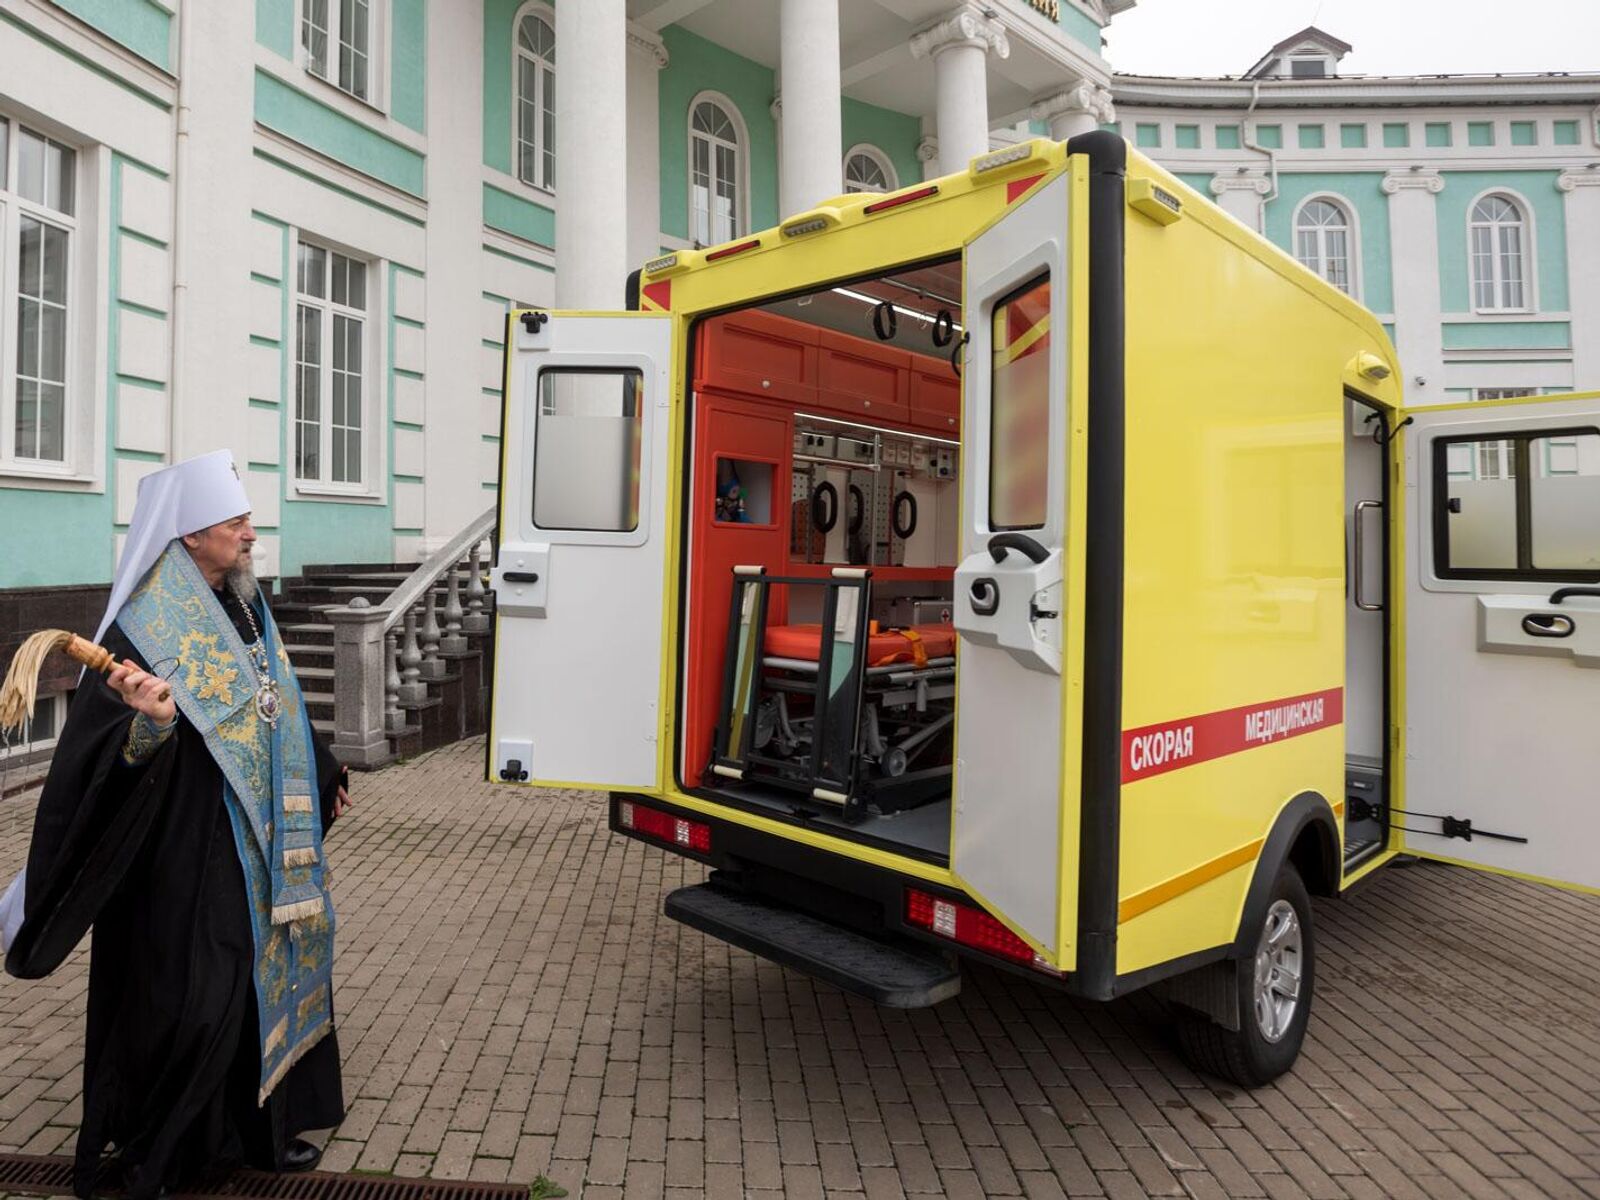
[989,274,1051,532]
[1382,122,1410,148]
[1290,58,1327,78]
[1215,124,1241,150]
[1468,121,1494,147]
[1554,120,1581,146]
[0,689,65,758]
[1340,123,1367,149]
[3,120,77,468]
[533,370,644,532]
[302,0,372,102]
[295,240,368,486]
[1134,123,1161,149]
[1174,124,1200,150]
[1255,124,1283,149]
[1435,428,1600,580]
[1510,121,1537,147]
[1298,124,1325,150]
[1425,122,1452,148]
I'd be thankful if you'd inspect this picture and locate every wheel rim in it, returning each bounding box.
[1252,899,1303,1043]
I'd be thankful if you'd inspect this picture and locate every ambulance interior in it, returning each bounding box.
[1344,394,1390,870]
[681,259,965,861]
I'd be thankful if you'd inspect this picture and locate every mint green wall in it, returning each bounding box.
[254,70,427,197]
[1264,172,1394,315]
[1175,173,1214,200]
[280,501,395,574]
[1437,171,1569,314]
[391,0,428,134]
[52,0,172,70]
[482,0,521,176]
[0,490,115,586]
[842,98,921,194]
[1059,2,1104,51]
[1442,321,1570,351]
[659,25,779,242]
[484,183,555,246]
[257,0,295,59]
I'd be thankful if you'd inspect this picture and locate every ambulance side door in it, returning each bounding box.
[1400,393,1600,891]
[489,311,675,791]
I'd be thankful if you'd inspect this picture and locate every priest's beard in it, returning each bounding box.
[225,558,259,607]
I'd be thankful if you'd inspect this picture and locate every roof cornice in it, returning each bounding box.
[1111,73,1600,109]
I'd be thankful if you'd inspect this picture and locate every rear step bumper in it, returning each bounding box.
[665,882,961,1008]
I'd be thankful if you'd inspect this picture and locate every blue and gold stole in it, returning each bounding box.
[120,542,335,1102]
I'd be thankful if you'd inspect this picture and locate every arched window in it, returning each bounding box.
[843,146,897,194]
[515,10,555,190]
[1470,193,1529,311]
[1294,198,1354,295]
[690,97,743,246]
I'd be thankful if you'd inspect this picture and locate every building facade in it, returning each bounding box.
[0,2,1596,760]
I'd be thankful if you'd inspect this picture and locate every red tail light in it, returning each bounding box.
[905,888,1061,974]
[616,799,712,853]
[863,184,940,215]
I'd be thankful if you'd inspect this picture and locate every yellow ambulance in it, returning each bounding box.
[487,133,1600,1085]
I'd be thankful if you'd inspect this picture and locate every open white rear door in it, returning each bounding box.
[950,173,1073,958]
[489,312,674,791]
[1401,394,1600,891]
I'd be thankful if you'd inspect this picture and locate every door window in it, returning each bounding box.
[1434,428,1600,579]
[532,369,644,532]
[988,273,1052,531]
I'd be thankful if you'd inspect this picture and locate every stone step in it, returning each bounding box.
[279,623,335,641]
[294,666,335,682]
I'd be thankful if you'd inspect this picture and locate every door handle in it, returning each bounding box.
[502,571,540,584]
[1522,613,1575,638]
[988,532,1050,564]
[1550,587,1600,605]
[969,577,1000,616]
[1352,500,1382,612]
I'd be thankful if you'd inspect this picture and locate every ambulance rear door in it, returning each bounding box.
[950,168,1081,964]
[489,311,675,791]
[1400,392,1600,891]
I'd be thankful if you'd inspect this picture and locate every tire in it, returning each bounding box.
[1175,863,1315,1086]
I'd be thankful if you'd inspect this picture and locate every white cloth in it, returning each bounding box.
[2,451,252,958]
[93,449,252,642]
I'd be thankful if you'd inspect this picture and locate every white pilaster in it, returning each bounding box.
[555,0,628,308]
[910,5,1009,177]
[1559,168,1600,391]
[917,135,940,183]
[777,0,843,217]
[1209,172,1273,232]
[1383,169,1447,405]
[423,0,486,544]
[1030,84,1114,143]
[626,25,669,273]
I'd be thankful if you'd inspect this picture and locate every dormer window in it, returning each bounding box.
[1290,56,1329,78]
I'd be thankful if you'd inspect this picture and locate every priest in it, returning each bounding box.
[3,450,349,1199]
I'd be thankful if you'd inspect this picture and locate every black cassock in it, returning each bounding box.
[5,589,345,1199]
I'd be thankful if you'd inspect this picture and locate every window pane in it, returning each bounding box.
[0,120,8,189]
[345,258,365,310]
[17,129,45,205]
[533,370,644,532]
[1499,225,1524,309]
[989,275,1052,531]
[15,380,37,459]
[1442,441,1518,570]
[18,217,41,307]
[37,383,64,461]
[542,66,555,188]
[298,243,326,298]
[44,140,74,216]
[1530,433,1600,570]
[296,302,322,479]
[302,0,330,75]
[17,296,39,381]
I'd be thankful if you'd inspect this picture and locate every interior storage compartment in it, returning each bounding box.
[680,261,964,860]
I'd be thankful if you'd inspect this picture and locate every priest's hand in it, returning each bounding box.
[332,787,352,821]
[108,659,177,726]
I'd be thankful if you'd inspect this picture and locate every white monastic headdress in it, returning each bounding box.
[92,449,252,642]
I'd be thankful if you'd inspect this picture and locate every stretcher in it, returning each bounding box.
[710,570,955,818]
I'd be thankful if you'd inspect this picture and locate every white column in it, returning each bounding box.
[1559,169,1600,389]
[1383,169,1447,405]
[1209,172,1273,231]
[777,0,843,217]
[917,134,940,183]
[626,26,669,274]
[422,0,485,544]
[555,0,627,309]
[1030,84,1115,143]
[910,5,1009,177]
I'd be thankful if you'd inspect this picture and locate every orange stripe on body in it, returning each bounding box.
[1118,839,1264,925]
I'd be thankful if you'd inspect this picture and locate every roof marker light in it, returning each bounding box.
[705,237,762,261]
[972,143,1034,174]
[783,217,830,238]
[644,253,679,274]
[863,184,940,215]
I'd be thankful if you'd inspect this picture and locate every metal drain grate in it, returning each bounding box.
[0,1154,533,1200]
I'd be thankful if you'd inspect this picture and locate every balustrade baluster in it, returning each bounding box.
[397,608,426,703]
[464,542,489,633]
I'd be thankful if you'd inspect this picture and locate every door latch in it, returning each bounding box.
[1392,808,1528,845]
[500,759,529,782]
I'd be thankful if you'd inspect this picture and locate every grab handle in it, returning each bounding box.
[988,532,1050,564]
[1353,500,1382,612]
[1550,587,1600,605]
[1522,613,1575,639]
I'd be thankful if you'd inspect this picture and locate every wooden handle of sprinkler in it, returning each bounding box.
[63,635,171,703]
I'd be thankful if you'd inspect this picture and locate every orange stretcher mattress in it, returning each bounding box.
[764,623,957,667]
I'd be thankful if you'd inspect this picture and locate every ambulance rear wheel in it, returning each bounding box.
[1174,863,1314,1087]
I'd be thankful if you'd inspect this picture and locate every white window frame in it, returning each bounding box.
[512,2,556,194]
[1292,194,1360,300]
[293,234,382,499]
[0,689,65,760]
[687,91,749,249]
[843,144,898,195]
[1467,189,1536,315]
[0,116,85,480]
[299,0,388,112]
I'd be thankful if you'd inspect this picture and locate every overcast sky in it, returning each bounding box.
[1102,0,1598,78]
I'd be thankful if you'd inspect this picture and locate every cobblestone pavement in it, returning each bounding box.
[3,737,1599,1199]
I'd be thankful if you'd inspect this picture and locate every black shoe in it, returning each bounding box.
[280,1138,322,1173]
